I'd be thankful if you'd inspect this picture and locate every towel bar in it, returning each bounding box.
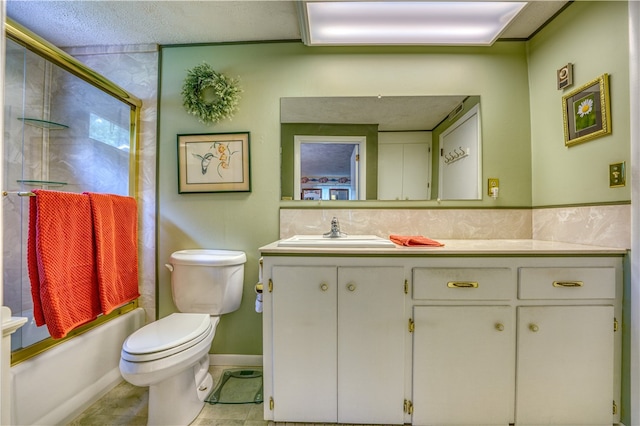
[2,191,36,197]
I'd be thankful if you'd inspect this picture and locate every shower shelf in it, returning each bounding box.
[17,118,69,130]
[16,180,67,187]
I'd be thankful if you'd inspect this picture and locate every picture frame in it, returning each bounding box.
[562,74,611,147]
[177,132,250,193]
[329,188,349,200]
[301,188,322,200]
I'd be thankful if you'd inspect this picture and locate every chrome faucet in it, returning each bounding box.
[323,217,347,238]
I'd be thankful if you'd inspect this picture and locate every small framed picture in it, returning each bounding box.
[301,188,322,200]
[562,74,611,147]
[329,188,349,200]
[557,63,573,90]
[177,132,250,193]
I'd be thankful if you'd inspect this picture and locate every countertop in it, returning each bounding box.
[259,239,628,256]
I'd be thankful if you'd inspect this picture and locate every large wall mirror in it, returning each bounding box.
[280,96,482,201]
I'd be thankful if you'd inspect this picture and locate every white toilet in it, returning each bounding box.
[119,249,246,425]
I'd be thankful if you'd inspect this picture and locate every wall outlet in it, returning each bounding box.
[488,178,499,196]
[609,162,625,188]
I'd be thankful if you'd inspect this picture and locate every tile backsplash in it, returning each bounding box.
[280,204,630,249]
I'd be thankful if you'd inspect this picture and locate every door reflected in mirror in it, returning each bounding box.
[295,136,366,200]
[281,96,481,201]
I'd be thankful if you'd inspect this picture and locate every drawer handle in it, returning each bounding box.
[495,323,504,332]
[447,281,479,288]
[320,283,329,292]
[553,281,584,288]
[347,283,356,292]
[529,324,539,332]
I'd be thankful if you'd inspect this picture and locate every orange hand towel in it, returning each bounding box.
[86,192,140,315]
[27,190,101,339]
[389,234,444,247]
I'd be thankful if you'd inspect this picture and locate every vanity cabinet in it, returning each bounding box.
[260,241,624,426]
[268,264,406,424]
[515,267,617,425]
[411,267,515,425]
[410,261,620,426]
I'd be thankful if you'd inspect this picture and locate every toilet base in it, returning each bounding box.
[147,355,212,425]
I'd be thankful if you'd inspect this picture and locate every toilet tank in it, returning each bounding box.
[167,249,247,315]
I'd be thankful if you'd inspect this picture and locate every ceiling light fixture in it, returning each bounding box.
[298,1,528,46]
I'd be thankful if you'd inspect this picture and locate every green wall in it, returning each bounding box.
[157,2,629,356]
[528,1,630,206]
[159,41,533,354]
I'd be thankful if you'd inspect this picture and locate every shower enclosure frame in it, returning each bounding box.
[4,18,142,365]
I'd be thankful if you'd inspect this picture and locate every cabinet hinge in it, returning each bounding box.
[404,399,414,414]
[614,318,619,332]
[408,318,415,333]
[268,279,273,293]
[270,397,274,410]
[404,279,409,294]
[613,400,617,415]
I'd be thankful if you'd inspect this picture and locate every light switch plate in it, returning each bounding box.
[609,162,625,187]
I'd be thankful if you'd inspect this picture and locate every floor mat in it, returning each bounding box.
[206,368,263,404]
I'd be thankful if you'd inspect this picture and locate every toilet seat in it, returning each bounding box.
[122,313,215,363]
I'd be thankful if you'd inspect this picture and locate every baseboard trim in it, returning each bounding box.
[209,354,263,366]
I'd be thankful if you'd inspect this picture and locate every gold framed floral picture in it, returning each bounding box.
[177,132,250,193]
[562,74,611,147]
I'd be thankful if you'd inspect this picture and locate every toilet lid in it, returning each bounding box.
[123,313,212,356]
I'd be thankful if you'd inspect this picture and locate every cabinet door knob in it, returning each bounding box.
[529,323,539,332]
[347,283,356,292]
[320,283,329,292]
[495,323,505,331]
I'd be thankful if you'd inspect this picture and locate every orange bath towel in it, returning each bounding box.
[27,190,101,339]
[389,234,444,247]
[86,192,140,315]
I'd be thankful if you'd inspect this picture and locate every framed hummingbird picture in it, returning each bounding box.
[177,132,251,193]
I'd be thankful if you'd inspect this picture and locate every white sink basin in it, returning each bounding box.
[278,235,396,248]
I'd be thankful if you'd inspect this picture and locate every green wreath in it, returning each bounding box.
[181,63,242,124]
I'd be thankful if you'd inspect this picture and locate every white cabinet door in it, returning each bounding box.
[378,142,430,200]
[271,266,337,422]
[337,266,405,424]
[516,306,614,425]
[412,306,514,425]
[377,144,404,200]
[402,144,430,200]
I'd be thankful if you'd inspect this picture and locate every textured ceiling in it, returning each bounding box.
[281,96,468,131]
[6,1,570,48]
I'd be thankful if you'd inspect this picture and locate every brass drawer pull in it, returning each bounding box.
[320,283,329,292]
[553,281,584,288]
[447,281,479,288]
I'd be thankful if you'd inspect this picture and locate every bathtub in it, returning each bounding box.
[10,307,145,425]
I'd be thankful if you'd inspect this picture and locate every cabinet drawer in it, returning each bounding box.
[413,268,512,300]
[518,267,615,300]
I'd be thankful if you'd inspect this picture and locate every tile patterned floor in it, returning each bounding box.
[69,365,383,426]
[69,365,268,426]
